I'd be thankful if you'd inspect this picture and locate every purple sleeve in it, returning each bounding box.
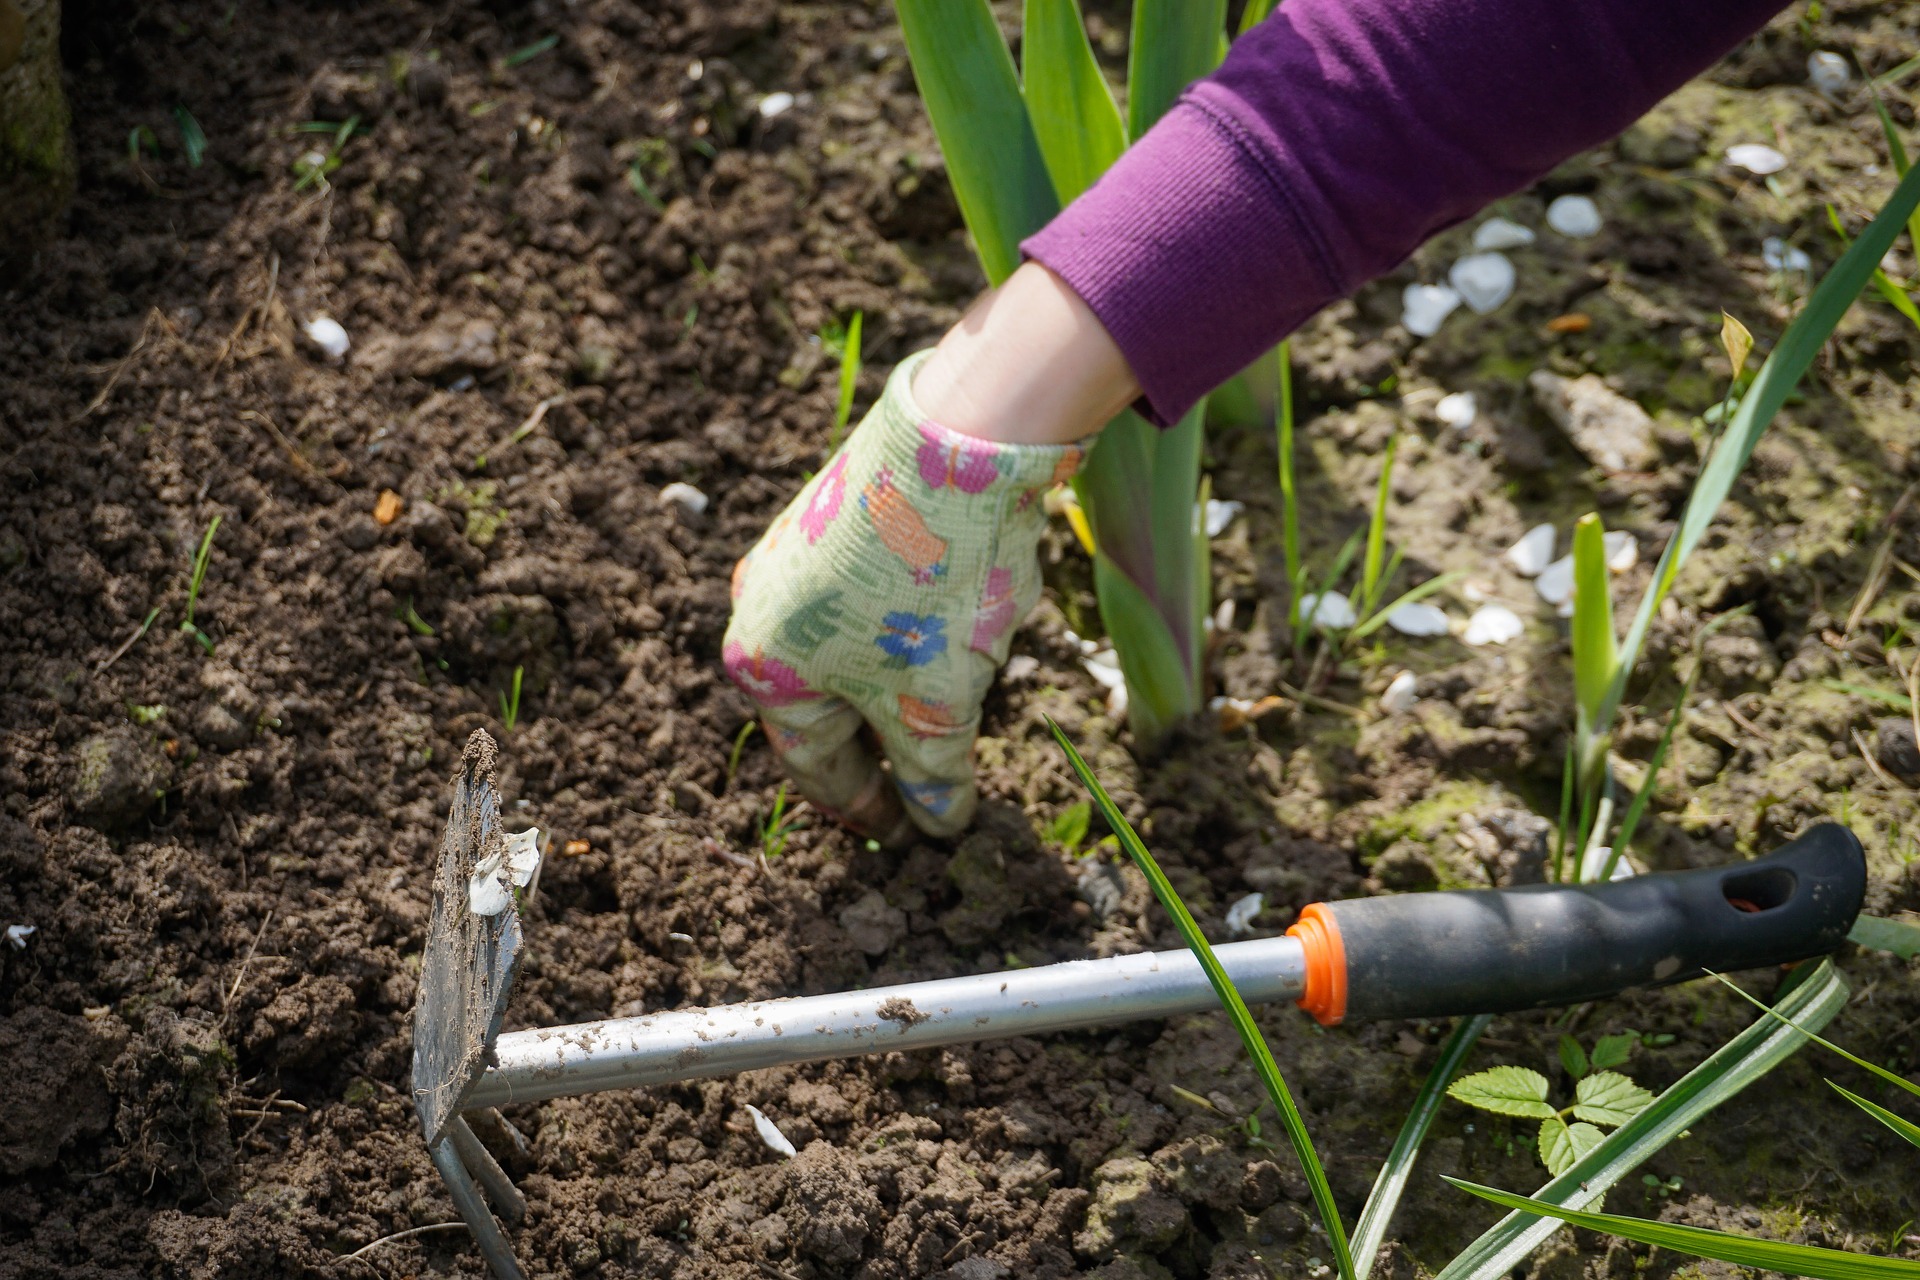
[1022,0,1783,427]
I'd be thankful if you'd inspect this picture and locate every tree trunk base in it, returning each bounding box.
[0,0,73,263]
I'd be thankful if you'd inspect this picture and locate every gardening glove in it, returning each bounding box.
[724,349,1087,841]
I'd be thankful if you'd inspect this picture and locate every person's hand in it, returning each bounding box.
[723,348,1087,841]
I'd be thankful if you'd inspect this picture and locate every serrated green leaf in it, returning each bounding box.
[1572,1071,1655,1126]
[1589,1033,1637,1071]
[1537,1117,1607,1177]
[1448,1066,1555,1119]
[1558,1035,1589,1081]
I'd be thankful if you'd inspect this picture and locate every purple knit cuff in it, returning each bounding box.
[1022,91,1339,428]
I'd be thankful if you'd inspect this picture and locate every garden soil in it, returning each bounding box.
[2,2,1918,1278]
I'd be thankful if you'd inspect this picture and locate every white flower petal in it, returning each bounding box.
[4,924,34,950]
[1727,143,1787,175]
[1385,601,1450,636]
[1546,195,1603,238]
[1449,252,1516,315]
[1471,217,1536,251]
[469,872,511,917]
[1225,892,1265,937]
[745,1104,798,1158]
[1204,499,1244,538]
[506,828,543,886]
[1299,591,1357,631]
[303,316,350,360]
[1578,845,1636,882]
[758,92,795,119]
[1534,554,1575,606]
[1603,530,1638,573]
[1462,604,1524,647]
[1380,670,1420,714]
[1505,523,1557,577]
[1401,284,1462,337]
[1435,390,1478,430]
[1807,51,1850,97]
[1761,236,1811,273]
[658,482,709,515]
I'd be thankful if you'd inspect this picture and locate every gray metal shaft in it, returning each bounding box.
[466,934,1307,1110]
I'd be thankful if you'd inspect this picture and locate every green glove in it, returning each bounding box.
[724,350,1086,839]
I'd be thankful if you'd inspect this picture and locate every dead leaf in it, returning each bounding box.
[1545,312,1592,334]
[563,839,591,857]
[1720,311,1753,381]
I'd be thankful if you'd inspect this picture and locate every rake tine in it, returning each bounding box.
[448,1114,527,1226]
[428,1134,528,1280]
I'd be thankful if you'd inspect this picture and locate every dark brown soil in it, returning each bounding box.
[2,2,1917,1278]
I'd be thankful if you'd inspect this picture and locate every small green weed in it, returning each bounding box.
[1043,800,1091,853]
[180,516,220,653]
[128,703,167,725]
[1447,1033,1653,1176]
[758,783,805,863]
[171,106,206,167]
[821,311,864,453]
[498,665,524,731]
[724,720,758,792]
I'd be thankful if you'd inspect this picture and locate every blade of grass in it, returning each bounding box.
[895,0,1059,284]
[1294,528,1364,651]
[1351,1015,1493,1280]
[1600,160,1920,740]
[1830,1081,1920,1149]
[1598,666,1693,883]
[182,515,221,630]
[1707,972,1919,1102]
[1570,514,1618,787]
[1827,204,1920,331]
[172,106,206,167]
[1126,0,1227,138]
[1359,436,1401,616]
[1820,679,1913,712]
[1023,0,1127,203]
[1237,0,1280,35]
[1446,1179,1920,1280]
[1436,960,1850,1280]
[1347,571,1466,642]
[1048,717,1356,1280]
[1863,76,1920,247]
[829,311,863,450]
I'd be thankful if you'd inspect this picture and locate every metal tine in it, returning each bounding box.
[448,1114,528,1226]
[429,1135,528,1280]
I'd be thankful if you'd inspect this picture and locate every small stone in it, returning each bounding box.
[1529,371,1658,474]
[837,890,907,956]
[1462,604,1523,647]
[1077,861,1129,921]
[1472,217,1536,251]
[1875,719,1920,779]
[1457,808,1551,886]
[1506,523,1557,577]
[1002,655,1039,682]
[1727,143,1788,175]
[1546,195,1603,237]
[1534,554,1575,607]
[658,482,709,515]
[1225,892,1264,936]
[758,91,795,118]
[1807,51,1850,97]
[1402,283,1462,337]
[1449,252,1516,314]
[1435,390,1478,430]
[1385,601,1450,636]
[373,489,404,525]
[1298,590,1356,631]
[303,316,350,360]
[1380,670,1419,714]
[69,730,167,832]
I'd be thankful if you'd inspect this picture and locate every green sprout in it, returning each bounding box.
[180,516,221,654]
[724,720,758,792]
[171,105,206,168]
[498,665,524,731]
[1042,799,1090,853]
[291,115,359,191]
[757,782,805,863]
[822,311,864,453]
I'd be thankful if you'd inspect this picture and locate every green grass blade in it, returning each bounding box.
[1601,160,1920,737]
[1831,1081,1920,1150]
[1864,77,1920,248]
[1708,973,1920,1102]
[1848,914,1920,960]
[1237,0,1280,35]
[1446,1179,1920,1280]
[1347,571,1465,642]
[1570,514,1618,786]
[1352,1015,1492,1280]
[1436,961,1850,1280]
[1828,203,1920,331]
[1127,0,1226,137]
[1276,341,1302,635]
[896,0,1059,283]
[1821,679,1914,712]
[172,105,207,167]
[1023,0,1127,203]
[1048,718,1356,1280]
[830,311,864,448]
[1359,436,1401,614]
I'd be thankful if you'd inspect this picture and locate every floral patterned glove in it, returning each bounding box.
[723,350,1086,840]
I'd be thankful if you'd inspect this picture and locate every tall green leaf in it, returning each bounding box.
[1570,513,1618,788]
[1093,550,1197,744]
[895,0,1058,283]
[1022,0,1127,204]
[1237,0,1281,36]
[1126,0,1227,137]
[1447,1180,1920,1280]
[1830,1082,1920,1150]
[1598,160,1920,737]
[1436,961,1850,1280]
[1048,718,1357,1280]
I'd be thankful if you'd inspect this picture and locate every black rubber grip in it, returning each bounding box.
[1327,824,1865,1022]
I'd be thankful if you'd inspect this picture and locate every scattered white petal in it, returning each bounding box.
[658,482,709,515]
[1386,601,1450,636]
[1449,252,1516,315]
[5,924,34,949]
[1762,236,1811,273]
[1603,530,1638,573]
[1003,654,1039,682]
[1299,591,1356,630]
[1225,892,1265,937]
[1401,284,1462,337]
[1546,195,1603,238]
[1380,670,1420,714]
[1204,499,1244,538]
[1807,51,1850,97]
[1505,524,1557,577]
[1462,604,1523,646]
[303,316,350,360]
[1534,554,1575,606]
[297,148,329,172]
[1435,391,1478,430]
[1578,845,1636,882]
[469,872,511,917]
[1082,647,1125,689]
[1106,681,1129,720]
[1472,217,1536,251]
[1557,596,1576,619]
[505,827,543,887]
[1727,143,1787,175]
[758,92,795,119]
[668,931,695,943]
[745,1104,797,1158]
[1213,598,1236,633]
